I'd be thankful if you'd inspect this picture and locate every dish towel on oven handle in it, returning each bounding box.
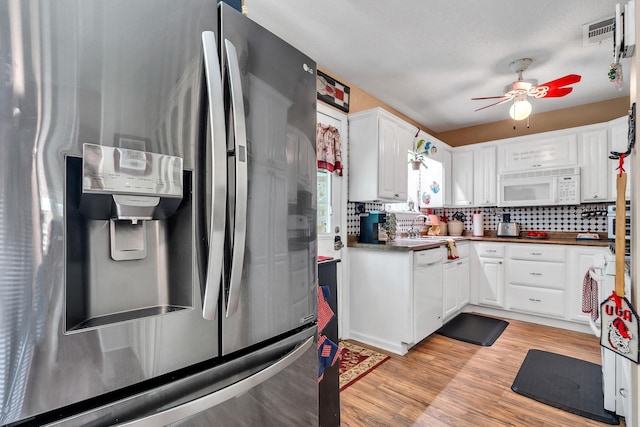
[446,239,459,260]
[317,285,342,382]
[581,266,599,321]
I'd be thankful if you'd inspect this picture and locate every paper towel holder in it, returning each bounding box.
[472,212,484,237]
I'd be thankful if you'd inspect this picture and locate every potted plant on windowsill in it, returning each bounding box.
[408,138,431,170]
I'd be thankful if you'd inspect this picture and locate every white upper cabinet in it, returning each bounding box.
[497,132,578,173]
[451,150,474,206]
[578,126,609,202]
[442,149,452,207]
[473,146,497,206]
[608,116,632,200]
[348,108,414,202]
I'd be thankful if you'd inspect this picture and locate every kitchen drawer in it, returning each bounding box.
[475,243,504,258]
[414,247,445,266]
[508,244,565,262]
[506,284,565,318]
[507,260,565,289]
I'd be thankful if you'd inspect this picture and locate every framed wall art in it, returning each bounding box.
[316,70,350,113]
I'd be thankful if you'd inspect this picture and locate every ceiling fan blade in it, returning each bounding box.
[471,96,509,100]
[474,96,512,112]
[531,74,582,98]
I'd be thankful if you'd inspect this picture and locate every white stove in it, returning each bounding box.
[590,253,632,420]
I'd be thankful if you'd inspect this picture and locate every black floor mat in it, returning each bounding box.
[512,349,619,425]
[436,313,508,346]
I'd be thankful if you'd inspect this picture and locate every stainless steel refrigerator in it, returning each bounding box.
[0,1,318,425]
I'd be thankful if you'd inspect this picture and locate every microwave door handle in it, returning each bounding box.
[201,31,227,321]
[224,39,248,318]
[550,178,559,204]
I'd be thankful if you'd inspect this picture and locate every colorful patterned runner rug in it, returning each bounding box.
[338,341,390,391]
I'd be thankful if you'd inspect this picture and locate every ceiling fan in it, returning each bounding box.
[472,58,582,120]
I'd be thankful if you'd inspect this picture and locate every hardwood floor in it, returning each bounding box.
[340,314,626,427]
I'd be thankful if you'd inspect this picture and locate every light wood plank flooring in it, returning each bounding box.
[340,314,626,427]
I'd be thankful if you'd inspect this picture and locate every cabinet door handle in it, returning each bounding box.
[593,195,598,199]
[457,261,463,265]
[528,298,542,302]
[619,387,627,398]
[498,261,503,264]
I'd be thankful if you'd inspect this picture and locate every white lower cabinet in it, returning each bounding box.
[470,241,611,326]
[442,242,470,321]
[566,246,610,323]
[505,244,566,318]
[349,247,446,355]
[348,250,412,355]
[474,243,505,308]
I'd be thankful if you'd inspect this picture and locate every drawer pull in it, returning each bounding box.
[529,272,542,276]
[528,298,542,303]
[486,250,496,253]
[530,252,542,256]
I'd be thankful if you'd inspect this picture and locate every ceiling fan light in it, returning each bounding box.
[509,99,532,120]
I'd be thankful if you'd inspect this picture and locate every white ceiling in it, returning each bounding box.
[245,0,631,133]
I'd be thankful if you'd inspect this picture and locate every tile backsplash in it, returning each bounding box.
[347,202,609,235]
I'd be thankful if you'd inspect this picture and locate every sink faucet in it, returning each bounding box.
[408,214,429,238]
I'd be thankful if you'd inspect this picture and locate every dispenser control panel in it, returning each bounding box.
[82,143,183,198]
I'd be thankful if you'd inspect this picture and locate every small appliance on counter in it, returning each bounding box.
[359,211,387,244]
[497,213,521,237]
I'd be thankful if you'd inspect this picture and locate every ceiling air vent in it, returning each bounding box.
[583,16,615,47]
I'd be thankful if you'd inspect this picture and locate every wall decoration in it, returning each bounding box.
[316,70,350,112]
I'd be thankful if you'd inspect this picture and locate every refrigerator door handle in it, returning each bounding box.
[201,31,227,320]
[224,39,248,318]
[115,337,314,427]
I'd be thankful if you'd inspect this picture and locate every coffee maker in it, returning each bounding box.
[359,211,387,244]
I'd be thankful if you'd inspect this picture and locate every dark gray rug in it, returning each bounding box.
[436,313,508,346]
[512,349,619,425]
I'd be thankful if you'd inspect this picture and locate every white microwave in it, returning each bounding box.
[498,167,580,207]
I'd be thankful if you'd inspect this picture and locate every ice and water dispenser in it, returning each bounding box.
[65,143,193,332]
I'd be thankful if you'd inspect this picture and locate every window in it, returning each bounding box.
[408,157,443,209]
[317,169,331,234]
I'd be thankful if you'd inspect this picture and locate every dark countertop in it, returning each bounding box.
[347,231,610,251]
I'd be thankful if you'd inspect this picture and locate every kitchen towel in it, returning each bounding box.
[317,285,341,382]
[581,266,599,321]
[317,335,341,382]
[446,239,459,260]
[316,123,343,176]
[318,285,334,332]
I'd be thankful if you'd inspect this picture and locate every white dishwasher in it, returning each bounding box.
[413,246,446,343]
